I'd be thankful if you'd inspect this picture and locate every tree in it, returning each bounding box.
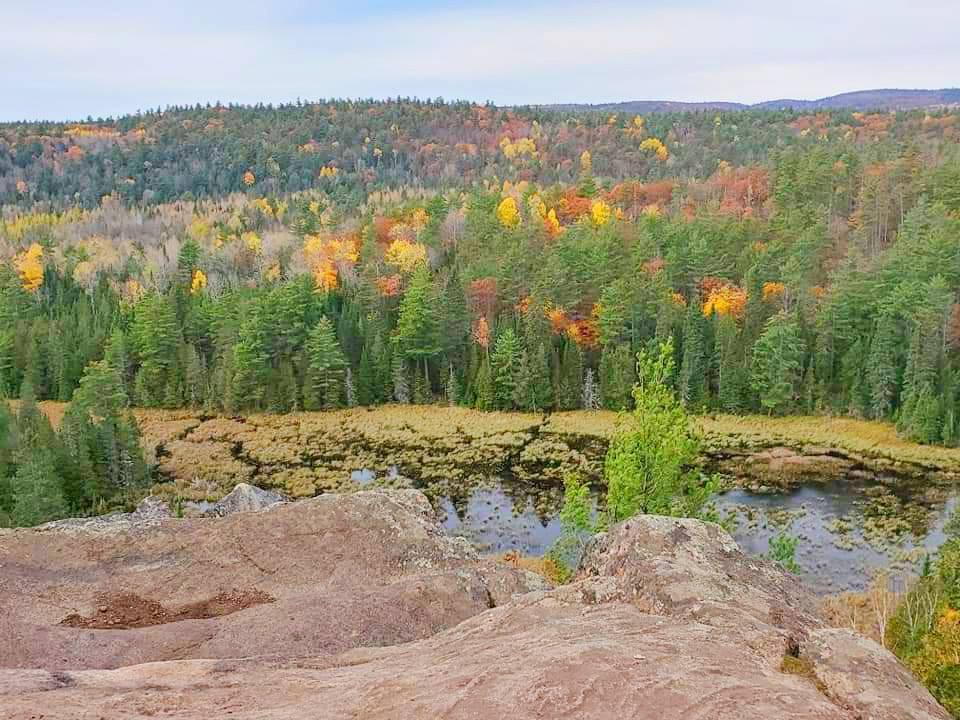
[556,342,582,410]
[604,339,713,522]
[678,301,708,409]
[600,343,634,410]
[305,316,346,409]
[866,312,902,419]
[751,312,805,414]
[491,328,522,410]
[393,266,440,396]
[61,360,148,507]
[131,294,180,406]
[11,452,66,527]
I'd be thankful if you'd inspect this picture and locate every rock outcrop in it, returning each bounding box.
[208,482,287,516]
[0,489,948,719]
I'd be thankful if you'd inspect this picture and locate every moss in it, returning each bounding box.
[780,654,830,697]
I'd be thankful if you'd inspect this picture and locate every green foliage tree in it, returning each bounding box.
[604,339,714,521]
[751,312,805,414]
[305,316,346,409]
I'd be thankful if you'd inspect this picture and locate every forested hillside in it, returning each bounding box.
[2,100,960,520]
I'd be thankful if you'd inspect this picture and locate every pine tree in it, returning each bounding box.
[392,355,410,404]
[305,316,346,409]
[445,363,461,406]
[393,266,440,396]
[132,294,180,406]
[62,359,148,506]
[103,324,131,394]
[557,342,582,410]
[865,312,901,419]
[11,452,67,527]
[714,315,746,412]
[679,302,707,409]
[473,355,494,410]
[600,343,634,410]
[491,328,522,410]
[751,312,805,414]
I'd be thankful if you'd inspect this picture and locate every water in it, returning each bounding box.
[432,474,960,594]
[438,485,567,556]
[713,480,960,594]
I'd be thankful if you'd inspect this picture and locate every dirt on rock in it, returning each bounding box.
[60,589,275,629]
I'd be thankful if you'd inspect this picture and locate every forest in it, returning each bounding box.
[1,99,960,523]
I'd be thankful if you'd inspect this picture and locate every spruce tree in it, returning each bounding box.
[393,266,440,397]
[600,343,634,410]
[866,312,901,419]
[679,302,707,409]
[305,316,346,409]
[473,355,494,411]
[491,328,522,410]
[557,342,582,410]
[751,312,804,414]
[392,355,410,404]
[11,452,67,527]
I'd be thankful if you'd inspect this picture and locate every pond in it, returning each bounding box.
[433,473,960,595]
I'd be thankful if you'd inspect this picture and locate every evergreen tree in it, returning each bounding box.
[305,316,346,409]
[491,328,523,410]
[11,452,67,527]
[751,312,805,414]
[473,355,494,410]
[132,293,180,406]
[678,302,707,409]
[393,266,441,395]
[866,312,902,419]
[392,355,410,404]
[61,360,148,506]
[557,342,582,410]
[600,343,634,410]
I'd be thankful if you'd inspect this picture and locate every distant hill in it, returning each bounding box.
[544,88,960,113]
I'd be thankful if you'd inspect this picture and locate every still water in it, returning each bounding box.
[434,475,960,595]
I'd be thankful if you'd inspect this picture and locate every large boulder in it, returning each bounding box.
[208,482,287,516]
[0,492,947,719]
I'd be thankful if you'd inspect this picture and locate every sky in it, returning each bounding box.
[2,0,959,122]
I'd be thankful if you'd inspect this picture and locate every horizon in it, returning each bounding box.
[3,0,959,122]
[3,86,959,125]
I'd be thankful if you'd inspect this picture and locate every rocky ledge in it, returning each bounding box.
[0,487,948,719]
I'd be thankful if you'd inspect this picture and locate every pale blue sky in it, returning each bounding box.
[2,0,958,121]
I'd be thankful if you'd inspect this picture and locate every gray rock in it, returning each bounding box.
[132,496,173,520]
[208,483,288,517]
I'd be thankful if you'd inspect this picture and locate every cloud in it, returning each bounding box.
[1,0,957,120]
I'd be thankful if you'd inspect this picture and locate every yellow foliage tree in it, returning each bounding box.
[497,196,520,228]
[190,269,207,294]
[702,284,748,319]
[15,243,44,292]
[242,232,262,253]
[411,207,429,232]
[527,194,547,219]
[384,238,428,273]
[639,137,669,162]
[545,208,563,236]
[579,150,593,175]
[591,200,612,226]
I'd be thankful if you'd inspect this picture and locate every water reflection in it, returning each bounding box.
[714,480,960,594]
[438,485,567,556]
